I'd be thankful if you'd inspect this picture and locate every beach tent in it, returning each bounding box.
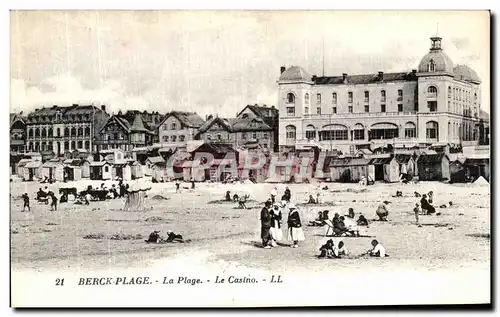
[123,184,151,212]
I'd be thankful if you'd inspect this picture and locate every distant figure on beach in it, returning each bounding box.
[22,193,30,212]
[420,194,436,215]
[359,176,367,186]
[376,201,391,221]
[225,190,231,202]
[238,195,249,209]
[366,239,387,258]
[414,191,421,198]
[282,186,291,202]
[357,214,369,226]
[269,203,283,246]
[396,191,403,197]
[413,203,421,226]
[309,211,325,227]
[260,200,273,249]
[50,192,58,211]
[175,180,181,193]
[307,194,317,204]
[318,239,335,258]
[287,204,305,248]
[191,179,195,190]
[270,187,277,204]
[428,191,434,204]
[346,208,355,219]
[335,240,350,257]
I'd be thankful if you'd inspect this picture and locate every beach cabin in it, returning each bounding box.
[40,150,55,162]
[237,149,270,183]
[449,157,466,183]
[394,154,416,178]
[16,159,31,177]
[188,143,238,182]
[23,160,42,181]
[90,161,112,180]
[416,153,450,181]
[129,161,143,180]
[41,160,64,182]
[329,157,374,183]
[464,156,490,182]
[151,161,167,182]
[145,156,165,178]
[369,156,400,182]
[63,159,84,181]
[112,162,132,181]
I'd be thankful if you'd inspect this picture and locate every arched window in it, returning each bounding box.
[381,90,386,102]
[428,59,436,72]
[172,135,177,142]
[77,140,83,149]
[285,125,296,141]
[35,128,40,137]
[426,121,439,140]
[370,122,399,140]
[78,127,83,136]
[28,142,33,151]
[71,127,77,136]
[162,135,168,142]
[34,142,40,152]
[305,124,316,140]
[48,128,53,137]
[85,127,90,136]
[179,135,185,142]
[56,128,61,137]
[71,141,76,150]
[64,127,69,137]
[286,93,295,104]
[353,123,365,140]
[304,93,309,104]
[427,86,438,112]
[428,86,437,94]
[84,141,90,150]
[448,87,452,98]
[319,124,348,141]
[28,129,33,138]
[332,93,337,104]
[316,93,321,105]
[41,128,47,138]
[41,141,46,151]
[404,122,417,138]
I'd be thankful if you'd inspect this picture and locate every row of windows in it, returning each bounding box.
[27,140,91,152]
[29,114,93,123]
[303,103,407,115]
[162,135,186,142]
[448,86,478,103]
[28,127,92,138]
[291,89,404,105]
[162,122,179,130]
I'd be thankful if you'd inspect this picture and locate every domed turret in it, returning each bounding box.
[453,64,481,84]
[417,37,454,74]
[279,66,312,82]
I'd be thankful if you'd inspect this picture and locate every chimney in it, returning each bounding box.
[342,73,348,83]
[101,105,106,112]
[271,105,275,109]
[52,105,57,108]
[412,69,417,75]
[72,104,78,107]
[312,75,317,80]
[280,66,286,74]
[378,71,384,81]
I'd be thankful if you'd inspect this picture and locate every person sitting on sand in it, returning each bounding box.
[145,230,162,243]
[420,194,436,215]
[396,191,403,197]
[232,194,239,202]
[428,191,434,204]
[60,193,68,203]
[225,190,232,202]
[346,208,355,219]
[318,239,336,258]
[376,201,391,221]
[359,176,367,186]
[342,214,360,236]
[238,195,249,209]
[333,216,350,236]
[307,194,317,204]
[367,239,387,258]
[335,240,350,257]
[165,230,185,243]
[309,211,325,227]
[357,214,369,226]
[414,191,421,198]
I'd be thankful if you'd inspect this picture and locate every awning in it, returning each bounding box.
[90,161,107,167]
[464,158,489,165]
[25,161,42,168]
[43,161,62,168]
[158,146,177,153]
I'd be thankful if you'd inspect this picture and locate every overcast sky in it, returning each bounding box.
[10,10,490,118]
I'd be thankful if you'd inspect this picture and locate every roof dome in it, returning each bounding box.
[417,37,454,74]
[453,64,481,83]
[279,66,312,82]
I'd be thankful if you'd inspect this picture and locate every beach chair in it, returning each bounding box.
[324,219,343,237]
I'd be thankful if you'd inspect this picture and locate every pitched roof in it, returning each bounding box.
[394,154,413,164]
[238,104,279,118]
[130,114,148,132]
[146,156,166,164]
[313,72,417,85]
[232,117,272,132]
[25,161,42,168]
[190,142,236,154]
[330,157,371,167]
[196,117,234,135]
[370,157,394,165]
[417,153,447,164]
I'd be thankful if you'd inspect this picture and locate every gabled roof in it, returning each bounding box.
[232,117,272,132]
[10,113,25,127]
[190,142,236,154]
[237,104,278,118]
[370,157,394,165]
[146,156,166,164]
[157,111,205,129]
[196,117,234,136]
[25,161,42,168]
[313,72,417,85]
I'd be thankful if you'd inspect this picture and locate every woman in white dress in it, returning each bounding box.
[287,203,305,248]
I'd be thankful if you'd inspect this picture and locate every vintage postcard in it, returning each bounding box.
[10,10,491,307]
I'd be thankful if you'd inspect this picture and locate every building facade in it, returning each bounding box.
[24,104,109,155]
[10,113,26,153]
[278,36,482,154]
[95,111,161,152]
[156,111,205,147]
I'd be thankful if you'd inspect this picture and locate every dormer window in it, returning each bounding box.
[428,59,436,72]
[286,93,295,104]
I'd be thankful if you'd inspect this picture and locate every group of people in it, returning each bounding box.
[317,239,387,259]
[23,188,58,212]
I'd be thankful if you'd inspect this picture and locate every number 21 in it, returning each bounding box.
[55,278,65,286]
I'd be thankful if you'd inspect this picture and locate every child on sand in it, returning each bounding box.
[318,239,336,258]
[413,203,421,226]
[365,239,387,258]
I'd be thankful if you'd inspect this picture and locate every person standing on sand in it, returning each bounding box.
[413,203,421,226]
[269,203,283,246]
[260,200,273,249]
[22,193,30,212]
[191,179,195,190]
[287,203,305,248]
[175,180,181,193]
[376,201,391,221]
[270,187,277,204]
[50,192,58,211]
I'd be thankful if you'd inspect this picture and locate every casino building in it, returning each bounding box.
[278,36,482,154]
